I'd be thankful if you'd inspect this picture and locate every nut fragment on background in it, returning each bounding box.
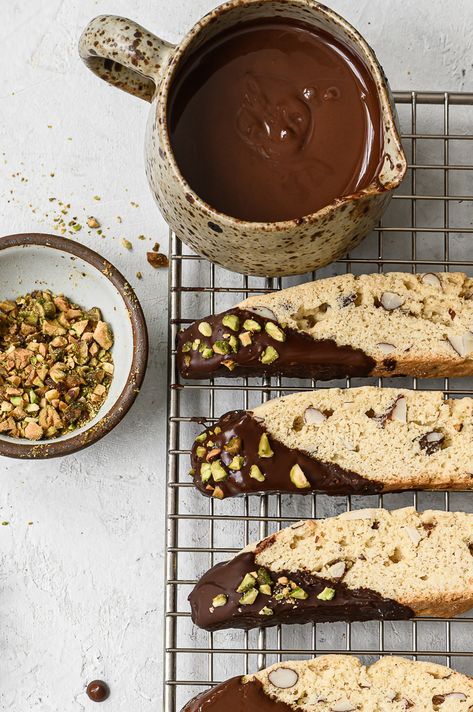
[147,252,169,268]
[0,291,114,441]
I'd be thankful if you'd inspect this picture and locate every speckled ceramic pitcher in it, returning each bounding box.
[79,0,406,277]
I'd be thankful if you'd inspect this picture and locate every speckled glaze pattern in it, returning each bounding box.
[80,1,406,277]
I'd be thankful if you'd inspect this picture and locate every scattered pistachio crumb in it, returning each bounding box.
[136,272,143,280]
[122,238,133,251]
[152,242,160,252]
[2,521,9,526]
[93,195,101,201]
[87,216,100,229]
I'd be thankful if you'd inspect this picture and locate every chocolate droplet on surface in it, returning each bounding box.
[86,680,110,702]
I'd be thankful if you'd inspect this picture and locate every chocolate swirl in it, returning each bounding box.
[191,410,382,498]
[177,309,375,381]
[181,677,298,712]
[189,551,413,632]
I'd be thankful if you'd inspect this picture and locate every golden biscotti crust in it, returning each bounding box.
[244,655,473,710]
[239,271,473,377]
[248,507,473,618]
[251,386,473,492]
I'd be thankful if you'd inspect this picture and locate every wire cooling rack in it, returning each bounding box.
[164,91,473,711]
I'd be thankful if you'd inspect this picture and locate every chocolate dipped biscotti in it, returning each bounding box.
[189,507,473,631]
[182,656,473,711]
[177,272,473,380]
[190,386,473,499]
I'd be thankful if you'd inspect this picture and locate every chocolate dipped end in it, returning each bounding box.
[189,551,413,632]
[181,676,297,712]
[177,309,375,381]
[191,410,382,499]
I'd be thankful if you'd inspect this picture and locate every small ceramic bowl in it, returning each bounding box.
[0,233,148,459]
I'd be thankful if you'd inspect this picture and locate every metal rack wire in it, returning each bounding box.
[165,91,473,711]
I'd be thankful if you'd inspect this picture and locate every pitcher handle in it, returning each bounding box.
[79,15,174,102]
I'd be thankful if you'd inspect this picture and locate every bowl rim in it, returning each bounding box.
[0,232,149,459]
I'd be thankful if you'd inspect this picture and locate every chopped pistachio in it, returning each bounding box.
[239,331,252,347]
[201,347,214,359]
[239,588,259,605]
[181,341,192,352]
[290,587,309,600]
[317,587,336,601]
[224,436,241,455]
[222,314,240,331]
[258,432,274,458]
[228,335,238,353]
[121,238,133,250]
[257,567,272,586]
[228,455,244,471]
[0,290,113,441]
[195,432,207,443]
[195,446,206,458]
[212,594,228,608]
[210,459,228,482]
[290,464,310,489]
[249,464,265,482]
[221,359,236,371]
[259,584,272,596]
[260,346,279,365]
[243,319,261,332]
[236,573,257,593]
[191,339,201,350]
[213,426,221,434]
[265,322,286,342]
[259,606,273,616]
[200,463,212,483]
[213,340,231,355]
[212,486,224,499]
[198,322,212,337]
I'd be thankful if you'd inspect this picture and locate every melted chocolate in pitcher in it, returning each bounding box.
[169,18,383,222]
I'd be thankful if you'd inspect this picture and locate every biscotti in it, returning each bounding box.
[177,271,473,380]
[182,656,473,711]
[190,386,473,499]
[189,507,473,630]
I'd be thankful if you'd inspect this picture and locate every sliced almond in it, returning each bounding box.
[377,342,396,355]
[247,306,277,320]
[332,700,356,711]
[405,526,422,546]
[443,692,467,700]
[391,396,407,423]
[421,272,442,289]
[326,561,345,579]
[304,407,326,425]
[448,333,473,358]
[339,509,376,521]
[426,431,444,443]
[380,292,405,310]
[267,667,299,689]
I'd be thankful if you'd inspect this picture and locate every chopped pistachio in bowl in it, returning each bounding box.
[0,233,148,459]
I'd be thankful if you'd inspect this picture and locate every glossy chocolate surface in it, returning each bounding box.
[169,19,382,222]
[189,551,413,631]
[191,410,382,498]
[177,308,375,380]
[182,676,297,712]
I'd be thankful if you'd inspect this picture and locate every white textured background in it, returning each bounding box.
[0,1,472,710]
